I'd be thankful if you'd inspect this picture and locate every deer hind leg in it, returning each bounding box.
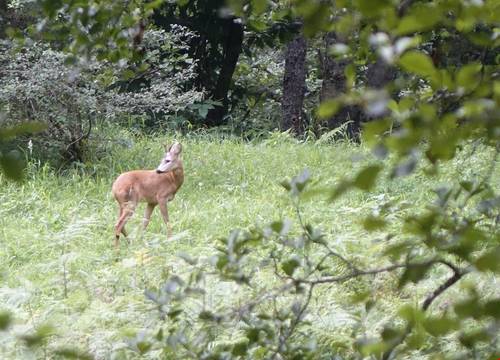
[143,203,155,230]
[159,202,172,238]
[115,206,128,237]
[114,201,136,247]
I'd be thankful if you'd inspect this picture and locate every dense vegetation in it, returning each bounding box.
[0,0,499,359]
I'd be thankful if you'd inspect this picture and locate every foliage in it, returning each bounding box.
[0,25,203,165]
[0,0,499,359]
[0,41,102,164]
[131,0,500,358]
[104,26,205,127]
[0,132,498,359]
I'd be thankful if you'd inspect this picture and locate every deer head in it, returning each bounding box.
[156,142,182,174]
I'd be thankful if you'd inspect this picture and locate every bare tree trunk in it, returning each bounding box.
[0,0,8,38]
[366,58,396,89]
[206,19,244,126]
[319,32,362,137]
[281,34,307,135]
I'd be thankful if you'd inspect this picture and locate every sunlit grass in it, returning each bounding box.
[0,129,498,358]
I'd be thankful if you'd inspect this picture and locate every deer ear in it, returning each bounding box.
[171,142,182,154]
[164,143,172,152]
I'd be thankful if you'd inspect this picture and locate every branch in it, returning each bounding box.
[422,266,467,311]
[382,263,468,360]
[294,200,358,272]
[306,263,411,285]
[272,284,315,359]
[397,0,415,17]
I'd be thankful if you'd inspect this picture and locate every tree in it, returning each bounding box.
[1,0,499,358]
[152,1,245,126]
[281,33,307,135]
[319,31,361,137]
[130,0,500,358]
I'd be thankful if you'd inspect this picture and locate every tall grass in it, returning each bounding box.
[0,128,498,358]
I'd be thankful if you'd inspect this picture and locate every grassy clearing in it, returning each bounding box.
[0,130,498,358]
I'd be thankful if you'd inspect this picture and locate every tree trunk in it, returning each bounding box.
[319,32,361,137]
[205,19,244,126]
[0,0,8,38]
[366,58,395,89]
[281,34,307,135]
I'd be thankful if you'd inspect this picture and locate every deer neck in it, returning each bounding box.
[170,164,184,189]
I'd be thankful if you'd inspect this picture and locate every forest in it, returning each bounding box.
[0,0,499,359]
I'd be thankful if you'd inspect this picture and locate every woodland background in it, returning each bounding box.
[0,0,499,359]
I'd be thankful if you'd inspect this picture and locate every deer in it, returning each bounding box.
[111,142,184,248]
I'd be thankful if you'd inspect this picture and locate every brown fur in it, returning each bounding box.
[111,144,184,247]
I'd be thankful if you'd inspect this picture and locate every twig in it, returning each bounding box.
[382,263,468,360]
[295,200,358,272]
[422,267,466,310]
[272,284,316,359]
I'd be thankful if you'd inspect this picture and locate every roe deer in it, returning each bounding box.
[112,142,184,247]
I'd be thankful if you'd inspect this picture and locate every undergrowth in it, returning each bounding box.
[0,127,498,358]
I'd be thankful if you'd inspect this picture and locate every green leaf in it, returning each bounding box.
[20,324,54,347]
[362,215,387,231]
[381,326,402,343]
[483,298,500,319]
[251,0,268,14]
[350,290,371,303]
[198,105,210,118]
[454,298,480,319]
[474,247,500,272]
[423,316,459,337]
[248,19,267,31]
[136,341,152,354]
[398,263,431,288]
[406,327,427,349]
[459,329,490,347]
[362,118,392,145]
[246,328,260,344]
[355,338,388,357]
[399,50,437,78]
[232,340,248,356]
[271,221,283,233]
[398,305,424,325]
[0,150,26,181]
[0,121,47,140]
[345,63,356,89]
[199,310,216,321]
[282,257,300,276]
[0,312,12,331]
[145,0,165,12]
[329,180,352,201]
[167,308,183,319]
[317,100,340,119]
[354,0,391,17]
[41,0,63,18]
[456,63,482,90]
[280,180,291,191]
[216,255,229,270]
[396,4,441,35]
[353,165,383,191]
[54,348,93,360]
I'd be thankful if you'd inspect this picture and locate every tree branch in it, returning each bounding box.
[382,263,468,360]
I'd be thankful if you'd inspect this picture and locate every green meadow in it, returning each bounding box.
[1,130,498,358]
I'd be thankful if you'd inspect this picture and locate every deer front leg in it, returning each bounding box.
[159,201,172,238]
[143,203,155,230]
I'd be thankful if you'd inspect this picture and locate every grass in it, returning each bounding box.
[0,129,498,358]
